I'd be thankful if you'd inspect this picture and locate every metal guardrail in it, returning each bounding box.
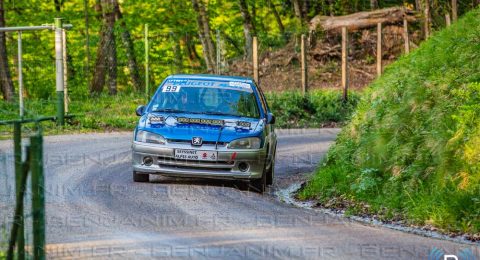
[0,24,73,32]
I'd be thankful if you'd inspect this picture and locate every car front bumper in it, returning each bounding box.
[132,141,267,180]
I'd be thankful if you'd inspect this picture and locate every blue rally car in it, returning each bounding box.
[132,74,277,192]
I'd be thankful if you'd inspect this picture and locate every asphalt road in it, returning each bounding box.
[0,129,476,259]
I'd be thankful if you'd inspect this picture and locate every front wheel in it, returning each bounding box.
[133,171,149,182]
[249,171,266,193]
[266,147,276,186]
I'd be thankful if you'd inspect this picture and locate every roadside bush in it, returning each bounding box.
[266,90,360,128]
[299,8,480,235]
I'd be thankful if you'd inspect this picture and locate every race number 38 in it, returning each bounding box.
[162,85,181,92]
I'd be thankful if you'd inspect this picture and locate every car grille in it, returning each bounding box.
[167,139,226,147]
[159,164,232,172]
[157,156,234,171]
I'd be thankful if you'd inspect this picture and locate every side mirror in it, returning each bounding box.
[267,113,276,125]
[135,105,146,116]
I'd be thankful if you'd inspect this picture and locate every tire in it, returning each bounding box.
[237,181,250,191]
[133,171,149,182]
[266,147,276,186]
[249,170,266,193]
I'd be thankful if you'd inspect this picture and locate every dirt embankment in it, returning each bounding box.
[228,25,421,92]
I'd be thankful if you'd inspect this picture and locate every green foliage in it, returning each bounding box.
[266,90,360,128]
[0,89,359,137]
[1,0,474,101]
[299,8,480,234]
[0,0,305,100]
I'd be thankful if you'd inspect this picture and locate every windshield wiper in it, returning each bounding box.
[152,109,244,117]
[204,111,240,117]
[151,108,188,113]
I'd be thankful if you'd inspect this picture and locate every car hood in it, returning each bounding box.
[137,112,264,143]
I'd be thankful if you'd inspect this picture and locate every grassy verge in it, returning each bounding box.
[0,89,360,138]
[298,8,480,236]
[0,226,6,258]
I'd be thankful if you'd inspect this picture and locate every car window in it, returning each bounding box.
[149,79,260,118]
[256,85,269,114]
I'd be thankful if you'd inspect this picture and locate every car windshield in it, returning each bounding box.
[148,79,260,118]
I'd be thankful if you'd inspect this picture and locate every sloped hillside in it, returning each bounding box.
[228,25,416,92]
[299,8,480,238]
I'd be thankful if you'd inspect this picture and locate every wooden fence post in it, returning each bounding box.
[253,36,259,85]
[301,34,308,95]
[403,17,410,54]
[376,23,382,77]
[424,0,430,39]
[341,27,349,102]
[451,0,458,22]
[445,14,451,27]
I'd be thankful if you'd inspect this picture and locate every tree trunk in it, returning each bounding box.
[54,0,62,12]
[415,0,422,10]
[191,0,215,73]
[0,0,14,101]
[83,0,90,78]
[90,0,105,94]
[113,0,142,91]
[106,28,117,95]
[302,0,309,18]
[185,33,200,61]
[267,0,285,38]
[293,0,304,23]
[370,0,378,9]
[310,7,418,32]
[174,35,183,74]
[90,0,117,95]
[238,0,255,60]
[90,25,107,94]
[103,0,117,95]
[222,33,242,53]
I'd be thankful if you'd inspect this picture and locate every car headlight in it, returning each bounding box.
[227,137,261,149]
[135,130,166,144]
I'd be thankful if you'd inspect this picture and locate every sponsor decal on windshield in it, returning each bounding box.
[174,116,253,129]
[228,81,251,89]
[177,117,225,126]
[164,79,253,92]
[162,85,181,92]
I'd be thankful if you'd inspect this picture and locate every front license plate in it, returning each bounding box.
[174,149,218,161]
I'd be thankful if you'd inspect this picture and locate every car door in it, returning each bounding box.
[256,86,276,163]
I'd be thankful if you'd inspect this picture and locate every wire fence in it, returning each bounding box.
[0,117,53,259]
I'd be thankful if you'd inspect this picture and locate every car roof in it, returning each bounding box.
[166,74,255,85]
